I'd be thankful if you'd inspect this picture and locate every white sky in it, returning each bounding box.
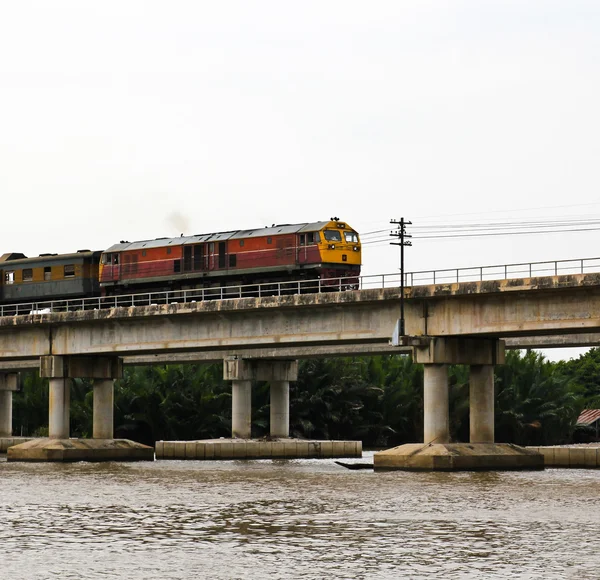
[1,1,599,361]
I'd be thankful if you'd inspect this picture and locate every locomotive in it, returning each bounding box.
[0,218,361,305]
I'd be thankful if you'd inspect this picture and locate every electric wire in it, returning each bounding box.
[360,216,600,246]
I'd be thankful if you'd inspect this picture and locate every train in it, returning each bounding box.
[0,218,361,306]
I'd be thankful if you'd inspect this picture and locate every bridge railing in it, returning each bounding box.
[2,256,600,317]
[358,257,600,289]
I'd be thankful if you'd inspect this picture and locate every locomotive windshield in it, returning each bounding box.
[323,230,342,242]
[344,231,359,243]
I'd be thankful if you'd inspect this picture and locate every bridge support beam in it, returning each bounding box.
[423,364,449,444]
[375,337,542,470]
[8,355,153,462]
[232,380,252,438]
[93,379,115,439]
[0,373,18,437]
[417,338,503,445]
[224,358,298,439]
[49,378,71,439]
[270,381,290,438]
[470,365,494,443]
[40,355,124,441]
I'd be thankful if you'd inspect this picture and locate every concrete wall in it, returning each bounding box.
[528,446,600,468]
[155,439,362,459]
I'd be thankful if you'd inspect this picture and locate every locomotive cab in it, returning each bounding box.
[314,218,361,287]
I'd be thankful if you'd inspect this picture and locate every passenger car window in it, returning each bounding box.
[64,265,75,278]
[22,269,33,282]
[5,271,14,285]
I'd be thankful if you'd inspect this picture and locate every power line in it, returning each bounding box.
[359,216,600,245]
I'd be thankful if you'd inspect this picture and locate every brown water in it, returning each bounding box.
[1,452,599,579]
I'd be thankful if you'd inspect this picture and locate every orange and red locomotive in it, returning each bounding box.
[0,218,361,304]
[99,218,361,295]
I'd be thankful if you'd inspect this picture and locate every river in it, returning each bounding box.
[1,452,599,579]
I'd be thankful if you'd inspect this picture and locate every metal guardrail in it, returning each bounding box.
[2,256,600,317]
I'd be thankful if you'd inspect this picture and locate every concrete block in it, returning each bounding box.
[233,441,247,458]
[224,358,298,382]
[552,448,570,466]
[308,441,321,457]
[283,441,297,457]
[221,441,233,458]
[320,441,333,458]
[414,338,504,365]
[204,443,215,459]
[569,448,587,467]
[194,442,206,460]
[584,447,598,468]
[0,374,18,391]
[374,443,543,471]
[332,441,346,457]
[259,441,272,457]
[155,441,164,458]
[539,447,555,465]
[245,441,260,458]
[213,442,222,458]
[163,441,175,459]
[7,438,154,462]
[296,442,309,457]
[185,441,197,459]
[174,442,186,459]
[343,441,359,457]
[272,442,285,457]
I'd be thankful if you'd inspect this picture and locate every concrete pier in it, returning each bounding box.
[378,337,543,471]
[0,373,18,438]
[232,380,252,438]
[9,355,153,463]
[49,378,70,440]
[93,379,114,439]
[470,365,494,443]
[374,443,544,471]
[156,438,362,460]
[423,364,449,444]
[224,358,298,439]
[0,391,12,438]
[528,446,600,467]
[7,438,154,462]
[270,381,289,438]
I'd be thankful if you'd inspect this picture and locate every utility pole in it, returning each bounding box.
[390,218,412,336]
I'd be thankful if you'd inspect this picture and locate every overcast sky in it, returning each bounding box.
[1,1,599,359]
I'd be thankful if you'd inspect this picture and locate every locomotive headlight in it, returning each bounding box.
[329,244,335,250]
[353,246,359,251]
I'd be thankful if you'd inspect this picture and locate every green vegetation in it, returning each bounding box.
[11,348,600,446]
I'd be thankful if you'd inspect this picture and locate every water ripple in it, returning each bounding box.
[0,456,599,578]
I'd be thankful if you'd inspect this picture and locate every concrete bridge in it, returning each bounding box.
[1,266,600,465]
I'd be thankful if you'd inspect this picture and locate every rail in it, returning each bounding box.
[2,256,600,317]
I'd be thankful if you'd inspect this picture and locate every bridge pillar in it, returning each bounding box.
[0,373,18,437]
[49,378,71,439]
[423,364,450,443]
[414,337,504,444]
[232,380,252,438]
[41,355,123,440]
[470,365,495,443]
[270,381,290,438]
[375,338,544,470]
[93,379,115,439]
[224,358,298,439]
